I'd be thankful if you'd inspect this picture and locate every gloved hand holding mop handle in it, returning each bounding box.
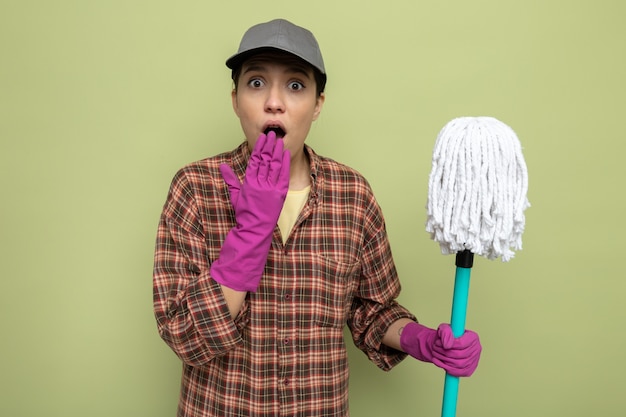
[400,322,482,377]
[210,131,290,292]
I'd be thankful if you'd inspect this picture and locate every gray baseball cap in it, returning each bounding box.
[225,19,326,80]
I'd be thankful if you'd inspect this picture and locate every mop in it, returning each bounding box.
[425,117,529,417]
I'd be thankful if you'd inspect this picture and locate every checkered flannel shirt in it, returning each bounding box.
[153,142,415,417]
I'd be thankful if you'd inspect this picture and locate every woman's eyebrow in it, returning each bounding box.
[242,63,267,75]
[284,65,312,79]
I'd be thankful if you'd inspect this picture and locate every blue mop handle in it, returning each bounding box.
[441,250,474,417]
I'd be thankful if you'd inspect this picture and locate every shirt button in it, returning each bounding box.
[283,378,290,385]
[284,293,292,300]
[283,338,291,345]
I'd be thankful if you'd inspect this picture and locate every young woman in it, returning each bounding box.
[153,18,481,417]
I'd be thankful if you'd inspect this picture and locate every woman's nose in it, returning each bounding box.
[265,86,285,113]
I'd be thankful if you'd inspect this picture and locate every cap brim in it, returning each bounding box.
[225,46,325,77]
[225,47,287,71]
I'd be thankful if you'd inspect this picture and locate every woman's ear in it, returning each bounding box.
[312,92,325,121]
[231,89,240,117]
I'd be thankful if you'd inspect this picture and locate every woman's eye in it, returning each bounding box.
[289,81,304,91]
[248,79,264,88]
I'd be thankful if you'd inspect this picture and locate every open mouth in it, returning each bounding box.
[263,126,286,139]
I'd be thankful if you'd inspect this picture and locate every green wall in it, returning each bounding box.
[2,1,625,416]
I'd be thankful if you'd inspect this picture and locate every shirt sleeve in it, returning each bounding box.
[153,168,245,367]
[347,196,416,371]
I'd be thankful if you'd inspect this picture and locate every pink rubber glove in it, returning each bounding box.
[210,131,290,292]
[400,322,482,377]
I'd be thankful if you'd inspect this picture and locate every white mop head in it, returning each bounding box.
[426,117,530,262]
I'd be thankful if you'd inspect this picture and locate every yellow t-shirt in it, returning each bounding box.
[278,186,311,243]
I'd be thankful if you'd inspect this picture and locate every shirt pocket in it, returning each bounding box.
[313,254,360,328]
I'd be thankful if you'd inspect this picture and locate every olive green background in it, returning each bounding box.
[1,1,624,416]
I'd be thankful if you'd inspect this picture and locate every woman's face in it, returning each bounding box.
[231,53,325,159]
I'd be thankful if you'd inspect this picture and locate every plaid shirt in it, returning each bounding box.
[153,142,415,417]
